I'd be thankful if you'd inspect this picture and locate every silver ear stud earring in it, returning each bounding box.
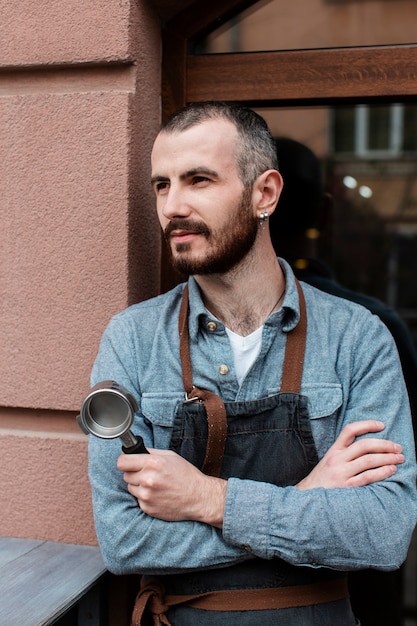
[259,212,269,225]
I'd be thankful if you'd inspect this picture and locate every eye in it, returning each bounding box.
[192,176,210,185]
[154,181,169,194]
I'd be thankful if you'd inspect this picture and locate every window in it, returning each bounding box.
[332,104,417,157]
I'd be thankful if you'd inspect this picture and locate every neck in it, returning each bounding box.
[194,242,285,336]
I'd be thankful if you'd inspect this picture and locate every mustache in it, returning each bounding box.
[164,219,210,239]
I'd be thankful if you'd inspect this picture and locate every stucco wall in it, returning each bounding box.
[0,0,161,544]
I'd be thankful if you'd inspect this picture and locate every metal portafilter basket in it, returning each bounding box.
[77,380,149,454]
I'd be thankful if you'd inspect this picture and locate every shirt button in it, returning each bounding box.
[218,364,229,375]
[207,321,217,331]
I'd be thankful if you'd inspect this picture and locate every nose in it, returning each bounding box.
[160,184,191,221]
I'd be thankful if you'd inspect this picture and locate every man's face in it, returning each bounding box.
[151,119,258,275]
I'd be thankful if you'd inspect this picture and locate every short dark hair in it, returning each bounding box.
[160,101,278,187]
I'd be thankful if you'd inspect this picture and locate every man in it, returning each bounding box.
[88,102,417,625]
[270,136,417,626]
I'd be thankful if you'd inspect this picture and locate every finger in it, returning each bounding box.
[343,438,402,462]
[117,452,153,471]
[126,480,139,494]
[123,470,141,486]
[127,483,143,502]
[334,420,386,449]
[346,464,398,488]
[348,452,404,476]
[147,449,175,456]
[117,447,175,471]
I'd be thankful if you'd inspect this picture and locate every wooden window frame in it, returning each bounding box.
[161,1,417,113]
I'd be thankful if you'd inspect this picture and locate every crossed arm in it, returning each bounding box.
[118,419,404,529]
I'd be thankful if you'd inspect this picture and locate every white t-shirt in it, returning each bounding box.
[225,325,263,385]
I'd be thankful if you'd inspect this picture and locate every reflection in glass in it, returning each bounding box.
[260,105,417,348]
[332,104,417,156]
[199,0,417,53]
[333,108,355,154]
[404,106,417,152]
[369,106,391,152]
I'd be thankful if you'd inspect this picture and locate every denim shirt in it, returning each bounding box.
[88,259,417,576]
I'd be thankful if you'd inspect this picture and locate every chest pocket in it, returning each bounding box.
[301,383,343,459]
[140,393,185,449]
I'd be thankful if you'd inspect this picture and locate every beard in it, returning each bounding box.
[164,188,258,276]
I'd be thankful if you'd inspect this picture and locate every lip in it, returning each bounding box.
[170,230,201,242]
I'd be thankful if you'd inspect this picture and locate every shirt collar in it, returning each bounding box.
[186,277,209,340]
[277,257,302,333]
[185,257,301,340]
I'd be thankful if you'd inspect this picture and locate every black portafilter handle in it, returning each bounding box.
[123,438,149,454]
[120,429,149,455]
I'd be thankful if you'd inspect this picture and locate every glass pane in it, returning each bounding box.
[258,105,417,626]
[333,108,355,153]
[258,104,417,350]
[368,106,391,151]
[403,105,417,152]
[200,0,417,53]
[331,103,417,156]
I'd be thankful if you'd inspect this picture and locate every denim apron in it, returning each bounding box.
[151,282,357,625]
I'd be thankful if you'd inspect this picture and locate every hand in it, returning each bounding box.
[117,449,227,527]
[296,420,404,491]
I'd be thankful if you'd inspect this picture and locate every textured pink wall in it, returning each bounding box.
[0,410,96,544]
[0,0,161,544]
[2,90,134,409]
[0,0,132,66]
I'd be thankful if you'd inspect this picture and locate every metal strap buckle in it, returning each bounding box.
[184,387,200,403]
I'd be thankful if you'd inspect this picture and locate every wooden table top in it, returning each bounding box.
[0,538,106,625]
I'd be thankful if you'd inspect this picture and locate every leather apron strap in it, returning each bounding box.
[177,279,307,477]
[178,285,228,477]
[131,577,349,625]
[280,278,307,394]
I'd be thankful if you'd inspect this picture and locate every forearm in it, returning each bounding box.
[95,506,246,576]
[223,472,417,570]
[222,376,417,570]
[119,447,227,527]
[89,437,246,575]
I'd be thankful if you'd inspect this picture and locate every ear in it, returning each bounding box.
[253,169,283,218]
